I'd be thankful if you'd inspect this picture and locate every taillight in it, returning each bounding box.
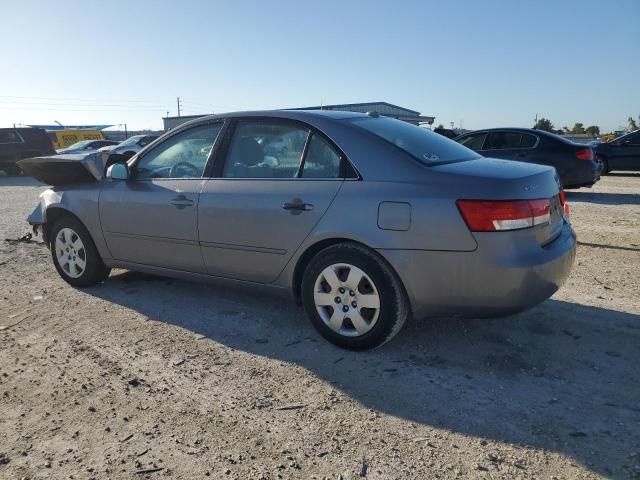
[456,199,551,232]
[558,189,570,218]
[576,148,594,161]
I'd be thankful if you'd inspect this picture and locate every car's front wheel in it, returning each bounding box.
[301,243,409,350]
[50,216,110,287]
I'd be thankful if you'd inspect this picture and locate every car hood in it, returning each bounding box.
[17,153,105,186]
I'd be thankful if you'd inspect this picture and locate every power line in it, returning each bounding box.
[0,94,169,104]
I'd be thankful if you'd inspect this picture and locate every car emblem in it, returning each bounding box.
[422,153,439,161]
[524,184,538,191]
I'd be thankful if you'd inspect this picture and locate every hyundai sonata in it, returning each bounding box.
[22,110,576,350]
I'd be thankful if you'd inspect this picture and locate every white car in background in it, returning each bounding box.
[98,135,159,156]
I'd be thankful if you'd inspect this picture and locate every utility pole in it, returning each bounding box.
[177,97,182,117]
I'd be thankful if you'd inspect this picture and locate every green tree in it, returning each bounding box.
[533,117,554,132]
[571,123,586,134]
[629,116,639,132]
[585,125,600,136]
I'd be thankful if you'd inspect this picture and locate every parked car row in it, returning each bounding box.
[0,127,159,176]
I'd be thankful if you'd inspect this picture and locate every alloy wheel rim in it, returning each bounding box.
[55,228,86,279]
[314,263,380,337]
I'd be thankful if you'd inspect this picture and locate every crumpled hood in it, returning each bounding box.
[17,153,105,185]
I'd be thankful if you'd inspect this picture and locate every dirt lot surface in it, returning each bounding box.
[1,174,639,479]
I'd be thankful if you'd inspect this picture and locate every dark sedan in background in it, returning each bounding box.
[594,129,640,173]
[455,128,601,188]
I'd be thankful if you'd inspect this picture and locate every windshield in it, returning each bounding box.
[118,135,144,147]
[349,116,480,165]
[64,140,92,149]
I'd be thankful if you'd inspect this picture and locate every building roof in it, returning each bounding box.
[290,101,421,116]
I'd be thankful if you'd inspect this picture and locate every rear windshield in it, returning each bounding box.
[65,140,93,149]
[349,116,480,165]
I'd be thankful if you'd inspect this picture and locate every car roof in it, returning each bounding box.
[178,109,368,127]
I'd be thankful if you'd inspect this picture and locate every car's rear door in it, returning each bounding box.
[99,122,224,272]
[197,118,348,283]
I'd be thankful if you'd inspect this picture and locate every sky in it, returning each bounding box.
[0,0,638,132]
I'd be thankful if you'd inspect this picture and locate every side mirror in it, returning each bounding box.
[106,163,129,181]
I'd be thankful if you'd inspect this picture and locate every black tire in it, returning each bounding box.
[301,242,409,350]
[50,215,110,287]
[4,164,22,176]
[600,156,610,174]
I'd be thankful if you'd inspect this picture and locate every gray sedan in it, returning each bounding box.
[25,110,576,350]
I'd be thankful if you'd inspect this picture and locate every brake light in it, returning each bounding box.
[456,199,551,232]
[576,148,594,161]
[558,189,570,218]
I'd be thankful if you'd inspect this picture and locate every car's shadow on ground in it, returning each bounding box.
[0,174,43,187]
[566,190,640,205]
[606,172,640,178]
[87,270,639,478]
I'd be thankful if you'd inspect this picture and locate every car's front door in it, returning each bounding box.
[198,119,349,283]
[99,122,224,272]
[610,132,640,171]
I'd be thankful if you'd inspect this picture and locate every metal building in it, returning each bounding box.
[162,102,434,130]
[290,102,435,125]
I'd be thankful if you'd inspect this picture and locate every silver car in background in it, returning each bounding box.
[97,134,159,156]
[24,110,576,350]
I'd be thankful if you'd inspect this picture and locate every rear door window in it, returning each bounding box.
[520,133,538,148]
[457,133,488,151]
[486,132,522,150]
[301,133,342,178]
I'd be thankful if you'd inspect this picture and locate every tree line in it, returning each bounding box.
[533,114,639,139]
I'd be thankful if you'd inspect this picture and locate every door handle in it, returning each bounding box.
[170,195,195,209]
[282,202,313,212]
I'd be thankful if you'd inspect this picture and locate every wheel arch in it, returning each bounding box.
[291,237,409,309]
[43,207,86,244]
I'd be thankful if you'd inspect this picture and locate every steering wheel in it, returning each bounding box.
[169,161,200,178]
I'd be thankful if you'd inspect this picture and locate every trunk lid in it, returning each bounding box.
[435,157,565,245]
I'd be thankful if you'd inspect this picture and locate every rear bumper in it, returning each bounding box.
[378,222,576,320]
[561,160,602,188]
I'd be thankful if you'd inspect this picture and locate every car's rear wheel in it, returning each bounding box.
[50,216,110,287]
[600,156,610,174]
[301,243,409,350]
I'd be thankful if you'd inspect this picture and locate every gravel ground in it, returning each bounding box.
[0,173,639,480]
